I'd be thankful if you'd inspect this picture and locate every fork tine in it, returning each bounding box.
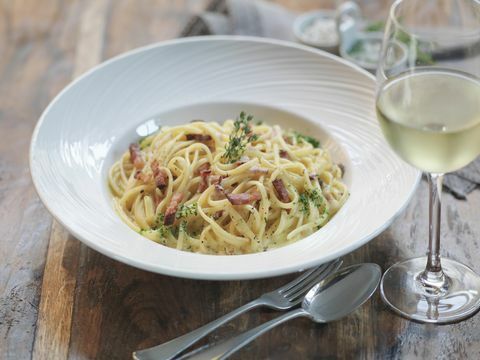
[284,259,342,301]
[277,263,329,294]
[280,264,331,296]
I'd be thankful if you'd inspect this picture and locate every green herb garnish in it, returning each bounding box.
[179,221,187,233]
[152,214,170,238]
[295,132,320,148]
[176,203,198,219]
[223,112,258,163]
[299,192,311,215]
[299,189,326,216]
[308,189,324,208]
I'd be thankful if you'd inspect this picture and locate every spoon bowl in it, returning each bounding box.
[304,263,382,322]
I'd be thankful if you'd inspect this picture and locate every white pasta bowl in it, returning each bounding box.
[30,36,419,280]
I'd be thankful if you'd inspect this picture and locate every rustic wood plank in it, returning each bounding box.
[31,1,110,359]
[0,0,82,358]
[31,223,81,360]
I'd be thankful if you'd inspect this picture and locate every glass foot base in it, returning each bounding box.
[380,257,480,324]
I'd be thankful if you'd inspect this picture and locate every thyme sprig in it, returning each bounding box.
[223,112,258,163]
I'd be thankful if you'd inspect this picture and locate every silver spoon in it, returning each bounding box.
[183,263,381,360]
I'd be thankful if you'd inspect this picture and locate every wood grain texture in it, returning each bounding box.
[32,222,81,360]
[1,0,480,359]
[0,0,81,358]
[32,2,110,359]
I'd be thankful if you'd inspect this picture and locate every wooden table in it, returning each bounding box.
[1,1,479,359]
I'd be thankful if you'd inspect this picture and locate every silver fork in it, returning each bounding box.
[132,259,342,360]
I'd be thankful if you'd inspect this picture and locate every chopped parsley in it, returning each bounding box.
[152,213,170,238]
[299,189,326,215]
[176,203,198,219]
[179,221,187,233]
[223,112,258,163]
[299,192,311,215]
[294,132,320,148]
[308,189,324,208]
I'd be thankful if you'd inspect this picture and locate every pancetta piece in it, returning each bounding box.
[226,191,262,205]
[163,193,184,226]
[272,179,290,203]
[129,143,144,169]
[186,134,212,142]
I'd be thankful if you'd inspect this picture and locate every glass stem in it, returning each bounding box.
[427,173,443,272]
[419,173,448,294]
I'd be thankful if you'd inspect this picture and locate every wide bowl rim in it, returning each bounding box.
[30,35,420,279]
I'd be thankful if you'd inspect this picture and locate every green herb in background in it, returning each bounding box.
[365,20,385,32]
[364,21,434,66]
[223,111,258,163]
[396,29,435,65]
[348,40,364,56]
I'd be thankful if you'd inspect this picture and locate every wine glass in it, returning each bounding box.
[376,0,480,323]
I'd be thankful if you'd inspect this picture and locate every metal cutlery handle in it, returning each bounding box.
[132,300,264,360]
[184,308,308,360]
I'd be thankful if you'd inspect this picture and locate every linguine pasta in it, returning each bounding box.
[108,113,348,255]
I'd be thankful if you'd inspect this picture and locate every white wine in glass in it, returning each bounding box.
[377,0,480,324]
[377,70,480,174]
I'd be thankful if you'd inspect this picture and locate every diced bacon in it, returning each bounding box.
[309,173,318,180]
[151,160,168,189]
[235,156,250,166]
[186,133,212,142]
[226,191,262,205]
[201,169,212,177]
[197,162,210,174]
[129,143,144,169]
[250,166,269,175]
[272,179,290,203]
[279,150,289,159]
[163,193,183,226]
[198,168,212,193]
